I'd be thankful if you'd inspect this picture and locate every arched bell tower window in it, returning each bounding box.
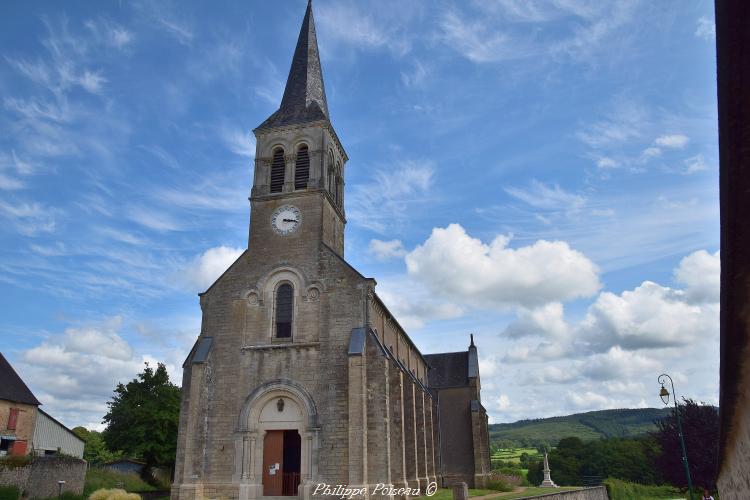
[294,145,310,190]
[270,148,285,194]
[275,283,293,338]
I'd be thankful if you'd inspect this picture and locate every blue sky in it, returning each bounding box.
[0,0,719,429]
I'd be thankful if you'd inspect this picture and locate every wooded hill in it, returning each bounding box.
[490,408,672,446]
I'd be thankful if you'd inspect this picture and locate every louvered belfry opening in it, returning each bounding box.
[275,283,293,338]
[294,145,310,190]
[270,149,286,193]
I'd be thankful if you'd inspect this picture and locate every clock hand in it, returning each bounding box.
[282,218,298,223]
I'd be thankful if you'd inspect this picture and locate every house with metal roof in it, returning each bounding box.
[0,353,83,459]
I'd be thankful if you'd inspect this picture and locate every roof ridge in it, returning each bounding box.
[0,352,41,406]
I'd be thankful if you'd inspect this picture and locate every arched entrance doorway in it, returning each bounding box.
[262,429,301,495]
[236,379,319,500]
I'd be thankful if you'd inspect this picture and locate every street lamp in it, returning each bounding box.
[658,373,694,500]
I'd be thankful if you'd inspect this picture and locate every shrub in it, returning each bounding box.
[485,474,514,493]
[89,489,141,500]
[0,455,32,470]
[0,485,20,500]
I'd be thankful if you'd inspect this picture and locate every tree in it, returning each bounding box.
[72,426,123,466]
[102,363,181,468]
[653,398,719,490]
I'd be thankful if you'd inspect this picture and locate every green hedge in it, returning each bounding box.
[604,478,684,500]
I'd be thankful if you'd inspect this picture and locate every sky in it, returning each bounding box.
[0,0,719,430]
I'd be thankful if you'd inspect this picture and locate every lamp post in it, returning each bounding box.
[658,373,694,500]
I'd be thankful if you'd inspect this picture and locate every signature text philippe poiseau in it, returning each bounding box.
[313,482,438,498]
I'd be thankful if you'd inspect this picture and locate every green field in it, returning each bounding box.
[490,447,540,465]
[490,408,671,446]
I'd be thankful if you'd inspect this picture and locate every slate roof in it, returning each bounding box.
[0,352,41,406]
[424,351,469,388]
[257,0,329,130]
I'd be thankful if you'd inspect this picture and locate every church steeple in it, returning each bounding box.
[257,0,329,130]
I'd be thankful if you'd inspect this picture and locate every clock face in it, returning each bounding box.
[271,205,301,235]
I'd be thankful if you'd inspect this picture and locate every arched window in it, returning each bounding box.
[270,148,285,193]
[294,145,309,190]
[275,283,293,338]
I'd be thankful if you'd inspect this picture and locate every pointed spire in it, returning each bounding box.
[257,0,329,130]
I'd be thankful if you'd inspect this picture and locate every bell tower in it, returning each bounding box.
[249,0,347,257]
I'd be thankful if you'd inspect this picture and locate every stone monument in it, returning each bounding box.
[539,453,558,488]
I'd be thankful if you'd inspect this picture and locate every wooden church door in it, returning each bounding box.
[263,430,284,495]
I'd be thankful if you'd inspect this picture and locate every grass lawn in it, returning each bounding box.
[84,468,157,495]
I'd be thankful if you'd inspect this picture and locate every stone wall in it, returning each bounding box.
[514,486,609,500]
[0,456,86,497]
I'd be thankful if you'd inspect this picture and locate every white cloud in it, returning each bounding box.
[654,134,689,149]
[375,287,463,331]
[0,173,24,190]
[642,146,661,158]
[522,365,578,385]
[580,280,716,351]
[0,200,57,235]
[565,390,617,410]
[78,70,106,93]
[580,346,660,380]
[503,302,569,339]
[400,61,428,88]
[684,154,709,174]
[406,224,601,309]
[440,11,518,63]
[674,249,720,304]
[158,18,194,46]
[577,100,646,149]
[495,394,511,411]
[84,18,133,49]
[181,246,244,292]
[369,239,407,260]
[348,160,434,233]
[695,17,715,41]
[316,1,415,56]
[222,128,255,158]
[16,317,146,427]
[500,249,719,359]
[505,180,586,211]
[596,157,618,169]
[128,207,183,232]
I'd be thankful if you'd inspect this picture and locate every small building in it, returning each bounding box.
[0,353,84,459]
[0,352,41,456]
[103,458,146,476]
[33,409,84,458]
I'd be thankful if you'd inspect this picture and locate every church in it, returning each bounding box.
[171,2,491,499]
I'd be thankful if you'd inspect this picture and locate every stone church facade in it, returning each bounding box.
[171,3,490,499]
